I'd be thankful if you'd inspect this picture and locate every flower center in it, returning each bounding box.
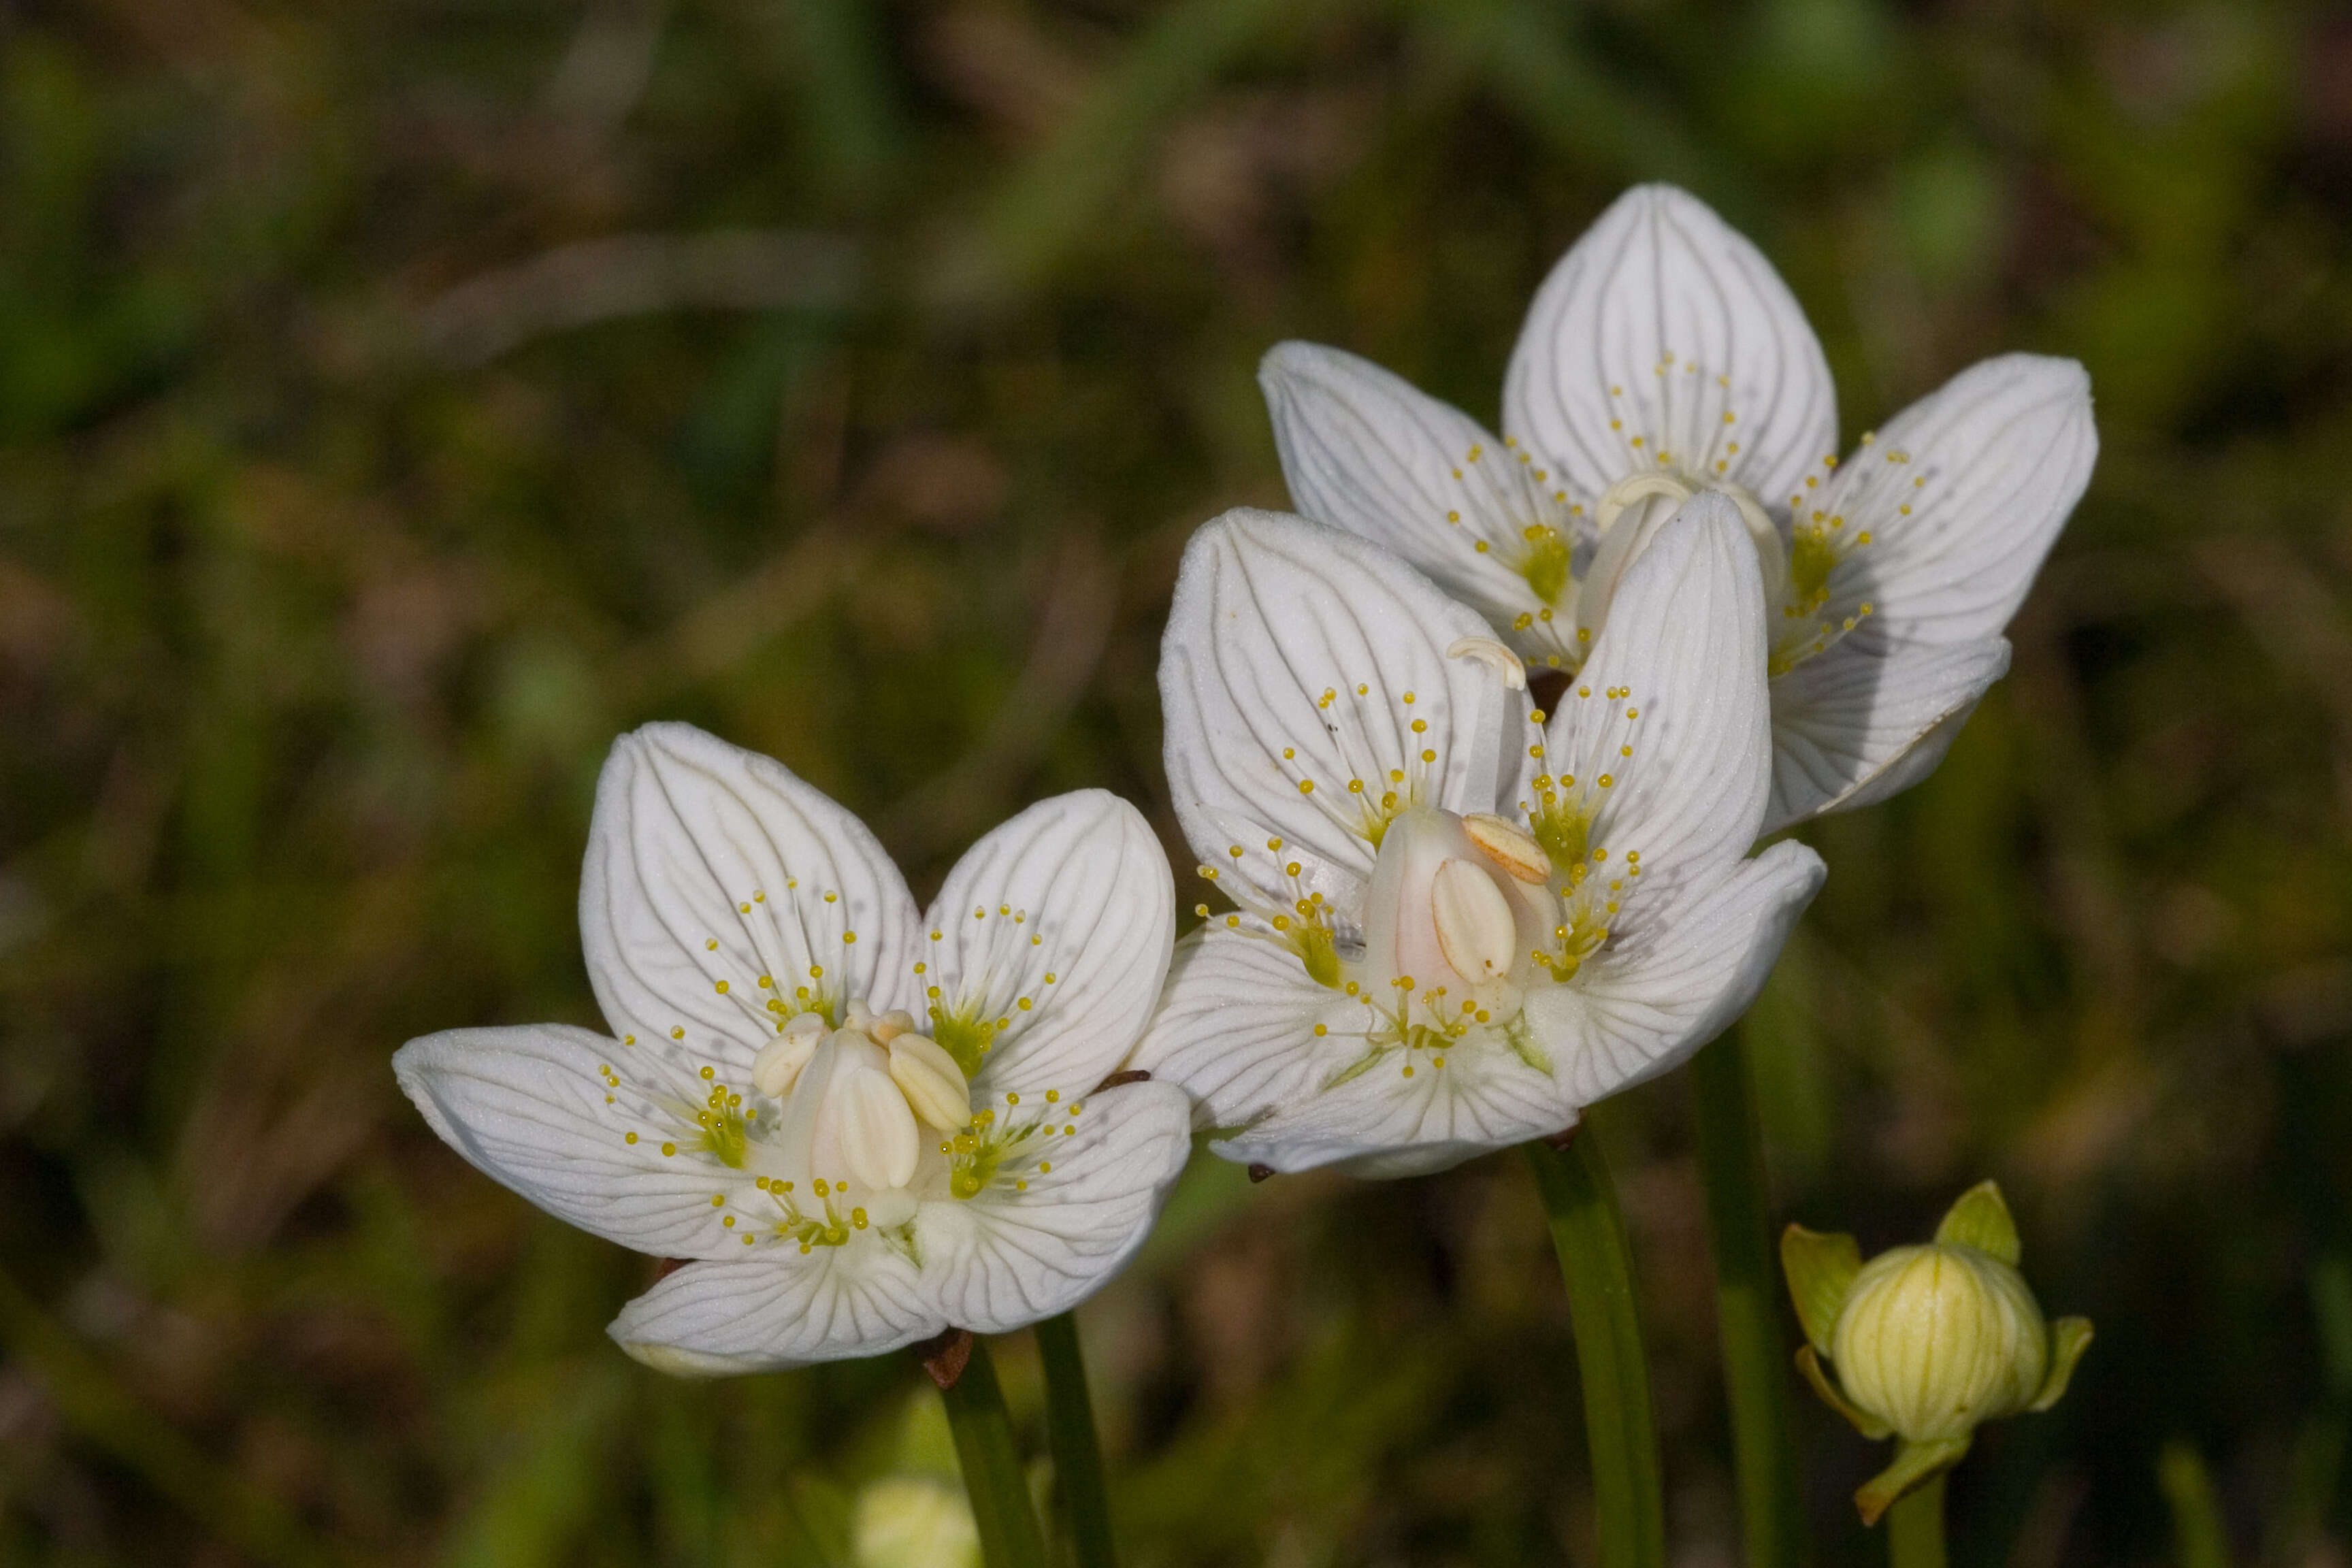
[753,999,971,1199]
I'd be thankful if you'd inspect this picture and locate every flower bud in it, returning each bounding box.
[1830,1243,2047,1442]
[1782,1181,2093,1525]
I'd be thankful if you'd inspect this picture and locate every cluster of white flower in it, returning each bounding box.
[394,185,2094,1373]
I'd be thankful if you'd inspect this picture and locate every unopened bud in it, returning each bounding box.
[1783,1181,2093,1525]
[1832,1243,2047,1441]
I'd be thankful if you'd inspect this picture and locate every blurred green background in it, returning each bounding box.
[2,0,2349,1563]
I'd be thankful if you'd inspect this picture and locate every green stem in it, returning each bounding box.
[1690,1031,1812,1568]
[937,1338,1050,1568]
[1525,1130,1667,1568]
[1886,1475,1947,1568]
[1035,1311,1118,1568]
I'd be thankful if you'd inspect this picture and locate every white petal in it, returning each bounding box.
[1814,355,2093,644]
[1129,929,1361,1136]
[1539,494,1771,909]
[913,1080,1192,1333]
[1212,1025,1575,1178]
[1260,342,1573,649]
[1133,929,1571,1177]
[1160,508,1535,917]
[1522,840,1824,1106]
[922,791,1174,1097]
[1764,632,2011,832]
[1504,185,1836,511]
[393,1024,766,1260]
[606,1247,938,1372]
[580,723,922,1075]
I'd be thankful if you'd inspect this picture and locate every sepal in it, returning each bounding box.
[1781,1222,1861,1356]
[1933,1178,2021,1265]
[1856,1437,1972,1526]
[2029,1316,2095,1411]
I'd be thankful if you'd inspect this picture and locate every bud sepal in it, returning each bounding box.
[1855,1437,1973,1527]
[1781,1223,1861,1356]
[2031,1316,2095,1411]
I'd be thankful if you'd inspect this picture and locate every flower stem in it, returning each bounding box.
[1886,1474,1948,1568]
[1525,1128,1667,1568]
[1690,1029,1812,1568]
[937,1337,1050,1568]
[1035,1311,1118,1568]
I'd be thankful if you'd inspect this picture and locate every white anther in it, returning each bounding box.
[1446,636,1527,690]
[830,1064,920,1190]
[869,1009,918,1043]
[1463,813,1551,883]
[1595,472,1693,534]
[842,998,877,1033]
[1431,858,1518,983]
[888,1034,972,1132]
[752,1011,828,1098]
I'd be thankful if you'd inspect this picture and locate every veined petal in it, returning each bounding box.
[1520,840,1823,1106]
[1161,508,1533,917]
[1130,929,1360,1134]
[581,723,922,1075]
[1765,632,2011,832]
[1504,185,1835,512]
[1213,1027,1574,1178]
[1539,495,1771,910]
[913,1080,1192,1333]
[394,1024,766,1260]
[1135,929,1573,1177]
[1816,355,2094,644]
[1260,342,1579,654]
[922,790,1175,1097]
[606,1248,936,1373]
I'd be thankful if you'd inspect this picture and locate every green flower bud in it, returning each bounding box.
[1831,1242,2048,1441]
[1782,1181,2093,1525]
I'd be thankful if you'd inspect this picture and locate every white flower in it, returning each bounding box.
[1131,500,1824,1177]
[393,723,1192,1373]
[1258,184,2097,832]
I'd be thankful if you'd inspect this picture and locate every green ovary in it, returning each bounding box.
[1786,526,1838,615]
[951,1134,1002,1198]
[930,1008,998,1079]
[1531,798,1590,877]
[696,1086,749,1168]
[1518,525,1571,606]
[1291,915,1343,989]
